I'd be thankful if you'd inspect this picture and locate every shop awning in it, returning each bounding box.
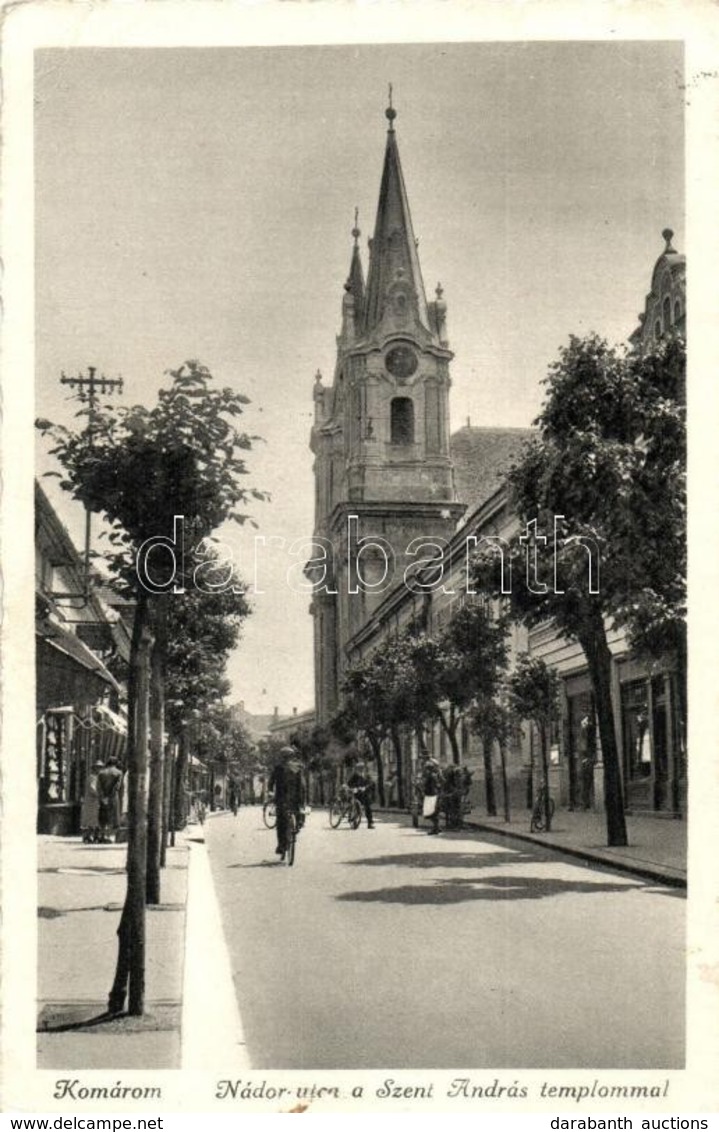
[95,703,127,734]
[38,623,120,692]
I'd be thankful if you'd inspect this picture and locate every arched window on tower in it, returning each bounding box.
[662,296,672,333]
[674,299,682,323]
[391,397,415,445]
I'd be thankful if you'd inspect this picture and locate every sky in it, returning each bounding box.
[34,42,684,716]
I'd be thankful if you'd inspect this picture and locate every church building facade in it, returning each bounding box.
[310,101,466,724]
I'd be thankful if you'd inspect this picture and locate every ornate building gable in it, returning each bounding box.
[629,228,686,352]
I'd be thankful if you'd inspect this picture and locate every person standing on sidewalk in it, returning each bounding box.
[268,746,306,860]
[347,761,375,828]
[423,757,444,835]
[81,760,104,843]
[96,754,123,843]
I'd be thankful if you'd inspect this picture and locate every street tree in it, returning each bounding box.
[164,557,249,845]
[36,360,265,1015]
[473,332,685,847]
[508,655,559,832]
[406,606,506,770]
[469,694,513,822]
[338,658,392,806]
[443,603,511,814]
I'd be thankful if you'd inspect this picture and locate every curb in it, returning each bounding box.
[461,816,687,890]
[180,832,251,1069]
[376,808,686,890]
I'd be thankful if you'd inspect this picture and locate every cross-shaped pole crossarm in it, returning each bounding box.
[55,366,124,599]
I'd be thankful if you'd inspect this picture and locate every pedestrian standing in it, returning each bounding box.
[96,754,123,843]
[423,757,444,835]
[81,760,104,843]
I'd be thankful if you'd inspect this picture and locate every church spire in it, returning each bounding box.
[347,206,365,310]
[362,91,429,336]
[341,208,365,343]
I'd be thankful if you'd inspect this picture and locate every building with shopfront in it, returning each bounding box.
[35,482,129,834]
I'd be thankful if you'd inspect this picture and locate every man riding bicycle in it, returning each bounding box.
[268,746,306,860]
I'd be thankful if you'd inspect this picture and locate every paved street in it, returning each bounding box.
[205,808,685,1071]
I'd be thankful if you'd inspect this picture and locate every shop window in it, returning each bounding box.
[567,690,596,810]
[622,680,651,780]
[391,397,414,445]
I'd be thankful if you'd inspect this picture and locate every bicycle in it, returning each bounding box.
[530,784,555,832]
[262,799,277,829]
[329,786,363,830]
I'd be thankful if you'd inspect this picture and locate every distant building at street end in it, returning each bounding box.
[268,706,316,746]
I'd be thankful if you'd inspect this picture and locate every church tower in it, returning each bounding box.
[310,96,464,723]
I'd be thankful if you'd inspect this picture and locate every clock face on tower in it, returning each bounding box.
[385,344,418,381]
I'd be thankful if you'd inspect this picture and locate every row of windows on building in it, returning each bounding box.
[654,296,683,340]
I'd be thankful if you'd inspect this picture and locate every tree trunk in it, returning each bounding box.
[173,727,190,832]
[578,611,628,847]
[146,597,167,905]
[390,726,405,808]
[160,739,174,865]
[109,593,152,1016]
[370,736,385,806]
[438,710,461,765]
[416,723,429,758]
[482,735,498,816]
[672,631,687,812]
[499,740,510,822]
[540,722,552,832]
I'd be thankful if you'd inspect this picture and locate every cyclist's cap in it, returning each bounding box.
[280,746,296,758]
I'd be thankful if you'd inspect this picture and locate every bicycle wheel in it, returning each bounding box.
[263,801,276,829]
[349,800,362,829]
[286,816,297,866]
[329,799,343,828]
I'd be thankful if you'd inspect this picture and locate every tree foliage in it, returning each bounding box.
[473,332,685,846]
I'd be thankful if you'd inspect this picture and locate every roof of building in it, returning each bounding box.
[450,425,534,515]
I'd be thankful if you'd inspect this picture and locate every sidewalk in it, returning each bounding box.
[459,807,687,888]
[37,831,190,1069]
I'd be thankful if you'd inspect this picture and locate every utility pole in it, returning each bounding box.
[59,366,123,594]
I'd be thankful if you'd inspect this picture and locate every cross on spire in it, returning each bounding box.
[386,83,397,131]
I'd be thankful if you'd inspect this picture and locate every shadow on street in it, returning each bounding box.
[336,874,643,905]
